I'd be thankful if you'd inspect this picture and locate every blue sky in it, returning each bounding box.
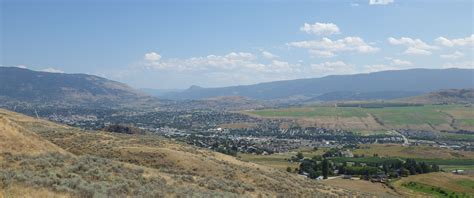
[1,0,473,89]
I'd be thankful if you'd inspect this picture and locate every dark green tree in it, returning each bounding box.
[296,152,304,160]
[322,159,329,179]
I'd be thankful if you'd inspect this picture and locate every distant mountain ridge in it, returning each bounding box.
[163,68,474,101]
[399,89,474,104]
[0,67,148,105]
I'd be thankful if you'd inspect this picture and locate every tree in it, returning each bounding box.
[296,152,304,160]
[400,167,410,177]
[431,164,440,172]
[420,162,431,173]
[322,159,329,179]
[286,167,292,173]
[382,164,389,174]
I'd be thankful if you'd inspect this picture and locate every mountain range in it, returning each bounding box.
[0,67,148,106]
[1,67,473,105]
[162,68,474,101]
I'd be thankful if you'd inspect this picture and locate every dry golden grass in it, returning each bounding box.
[0,113,68,155]
[392,172,474,197]
[0,109,369,197]
[0,185,70,198]
[323,178,399,197]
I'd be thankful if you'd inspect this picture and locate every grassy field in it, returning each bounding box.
[246,104,474,131]
[238,144,474,172]
[392,172,474,197]
[323,178,398,197]
[238,148,329,170]
[354,144,474,159]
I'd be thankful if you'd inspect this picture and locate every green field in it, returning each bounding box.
[247,104,474,131]
[249,106,368,118]
[401,182,470,198]
[239,144,474,171]
[330,157,474,166]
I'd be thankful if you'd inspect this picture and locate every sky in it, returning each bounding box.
[1,0,473,89]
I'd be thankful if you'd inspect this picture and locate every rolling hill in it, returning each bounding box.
[0,109,367,197]
[0,67,148,106]
[163,68,474,101]
[399,89,474,104]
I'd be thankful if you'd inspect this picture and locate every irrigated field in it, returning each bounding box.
[392,172,474,197]
[239,144,474,172]
[246,104,474,132]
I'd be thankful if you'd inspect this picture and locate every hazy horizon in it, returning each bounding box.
[1,0,473,89]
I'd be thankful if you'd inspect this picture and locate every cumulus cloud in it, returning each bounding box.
[311,61,355,75]
[141,51,300,74]
[300,22,340,35]
[440,51,464,59]
[288,37,379,57]
[388,37,437,55]
[144,52,162,62]
[309,49,336,58]
[390,58,413,66]
[369,0,394,5]
[164,52,254,70]
[435,34,474,47]
[261,51,278,59]
[41,67,64,73]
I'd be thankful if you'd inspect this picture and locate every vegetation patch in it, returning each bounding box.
[457,180,474,190]
[402,181,470,198]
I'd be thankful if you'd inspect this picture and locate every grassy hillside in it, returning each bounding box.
[0,109,367,197]
[246,104,474,132]
[399,89,474,104]
[0,67,149,106]
[0,115,68,155]
[392,172,474,197]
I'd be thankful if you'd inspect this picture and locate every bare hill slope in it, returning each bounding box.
[0,109,368,197]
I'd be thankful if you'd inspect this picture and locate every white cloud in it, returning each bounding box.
[369,0,394,5]
[41,67,64,73]
[261,51,278,59]
[404,47,432,55]
[300,22,340,35]
[388,37,436,55]
[440,51,464,59]
[390,58,413,66]
[442,61,474,69]
[268,60,294,73]
[311,61,355,75]
[309,49,336,58]
[288,36,379,57]
[141,51,301,74]
[144,52,162,62]
[435,34,474,47]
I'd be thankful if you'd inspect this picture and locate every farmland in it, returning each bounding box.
[246,104,474,132]
[239,144,474,171]
[392,172,474,197]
